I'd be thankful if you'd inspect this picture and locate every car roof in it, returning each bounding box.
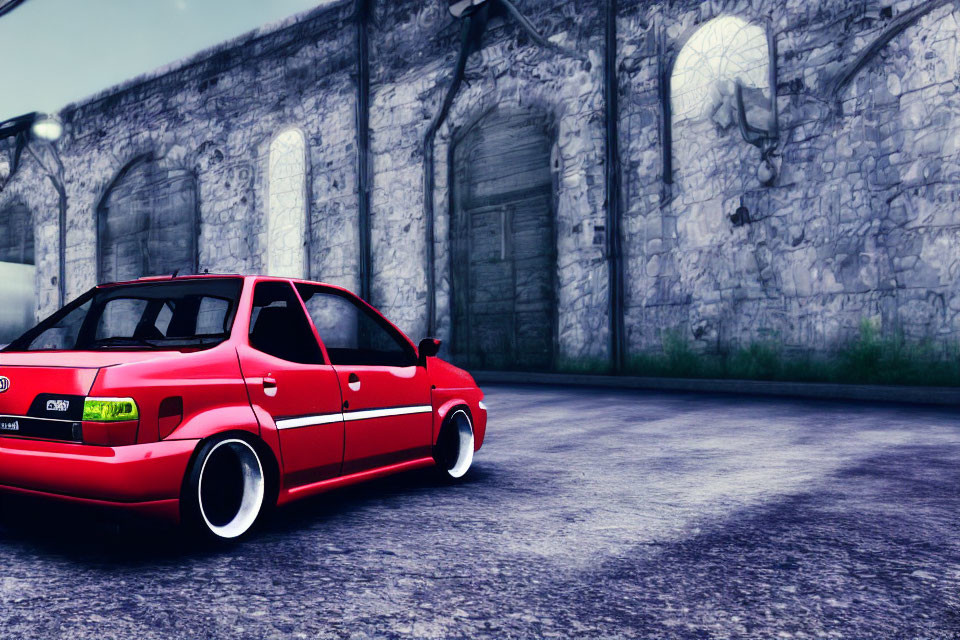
[91,274,410,345]
[95,274,353,295]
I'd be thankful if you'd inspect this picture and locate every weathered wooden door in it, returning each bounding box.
[451,111,555,371]
[98,158,197,282]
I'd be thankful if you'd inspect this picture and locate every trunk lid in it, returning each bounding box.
[0,362,99,418]
[0,350,182,419]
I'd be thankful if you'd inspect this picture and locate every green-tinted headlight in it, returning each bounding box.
[82,397,140,422]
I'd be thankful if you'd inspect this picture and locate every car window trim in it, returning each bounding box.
[290,281,333,366]
[294,283,418,368]
[247,279,328,366]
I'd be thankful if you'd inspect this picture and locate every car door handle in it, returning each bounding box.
[347,373,361,392]
[263,377,278,397]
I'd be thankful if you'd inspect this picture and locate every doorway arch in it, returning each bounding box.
[97,155,198,282]
[450,109,557,371]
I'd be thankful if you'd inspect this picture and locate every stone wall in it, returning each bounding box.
[2,0,959,369]
[619,0,960,358]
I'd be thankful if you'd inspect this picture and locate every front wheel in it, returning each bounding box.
[434,409,475,480]
[182,436,269,541]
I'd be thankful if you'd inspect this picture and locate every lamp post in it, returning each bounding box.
[0,0,28,20]
[0,111,66,306]
[448,0,490,18]
[0,112,63,188]
[0,112,60,138]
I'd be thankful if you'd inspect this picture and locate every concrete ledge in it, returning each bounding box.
[470,370,960,406]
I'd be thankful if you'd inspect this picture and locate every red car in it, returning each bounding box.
[0,275,486,540]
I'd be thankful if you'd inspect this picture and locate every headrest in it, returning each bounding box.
[251,306,307,362]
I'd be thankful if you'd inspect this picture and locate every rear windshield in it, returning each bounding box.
[3,278,243,352]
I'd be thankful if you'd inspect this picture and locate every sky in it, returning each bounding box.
[0,0,336,121]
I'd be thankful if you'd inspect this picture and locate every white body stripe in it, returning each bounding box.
[275,413,344,430]
[341,405,433,422]
[275,405,433,430]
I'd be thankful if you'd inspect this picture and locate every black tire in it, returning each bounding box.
[433,409,475,480]
[181,435,271,541]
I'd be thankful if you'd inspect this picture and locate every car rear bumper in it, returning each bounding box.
[0,437,198,521]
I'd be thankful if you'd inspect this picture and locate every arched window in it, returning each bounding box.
[98,157,198,282]
[671,16,769,123]
[267,129,307,279]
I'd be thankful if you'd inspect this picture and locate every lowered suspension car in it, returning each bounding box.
[0,275,485,539]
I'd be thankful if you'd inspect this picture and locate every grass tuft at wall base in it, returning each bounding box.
[620,321,960,388]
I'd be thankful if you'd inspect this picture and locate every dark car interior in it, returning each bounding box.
[249,282,324,365]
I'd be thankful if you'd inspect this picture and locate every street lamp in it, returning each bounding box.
[30,114,63,142]
[0,0,28,20]
[448,0,490,19]
[0,111,63,189]
[0,111,62,142]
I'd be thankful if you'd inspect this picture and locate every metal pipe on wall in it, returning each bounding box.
[25,142,66,306]
[604,0,624,372]
[355,0,372,303]
[658,25,672,186]
[422,13,479,338]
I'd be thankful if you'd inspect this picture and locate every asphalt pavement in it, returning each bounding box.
[0,384,959,639]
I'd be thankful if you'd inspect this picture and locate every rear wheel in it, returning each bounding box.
[182,436,269,541]
[434,409,475,480]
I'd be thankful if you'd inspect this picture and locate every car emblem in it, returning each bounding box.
[0,377,8,393]
[46,399,70,412]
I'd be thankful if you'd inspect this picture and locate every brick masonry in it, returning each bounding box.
[0,0,958,369]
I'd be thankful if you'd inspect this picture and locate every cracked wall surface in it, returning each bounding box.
[621,0,960,358]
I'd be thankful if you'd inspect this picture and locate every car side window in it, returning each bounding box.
[295,284,416,367]
[249,281,323,365]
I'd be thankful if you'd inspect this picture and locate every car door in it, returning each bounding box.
[295,284,432,475]
[238,280,344,487]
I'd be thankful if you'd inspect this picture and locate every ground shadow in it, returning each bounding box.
[0,462,499,566]
[557,442,960,638]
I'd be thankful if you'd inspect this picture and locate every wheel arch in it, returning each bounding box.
[179,428,281,513]
[433,398,473,446]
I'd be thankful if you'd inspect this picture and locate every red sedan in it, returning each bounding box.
[0,275,486,540]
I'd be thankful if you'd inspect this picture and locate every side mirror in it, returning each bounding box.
[418,338,442,367]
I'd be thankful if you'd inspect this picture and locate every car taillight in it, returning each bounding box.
[82,398,139,422]
[81,397,139,446]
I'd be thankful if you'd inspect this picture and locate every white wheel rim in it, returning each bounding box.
[447,410,475,479]
[197,439,265,539]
